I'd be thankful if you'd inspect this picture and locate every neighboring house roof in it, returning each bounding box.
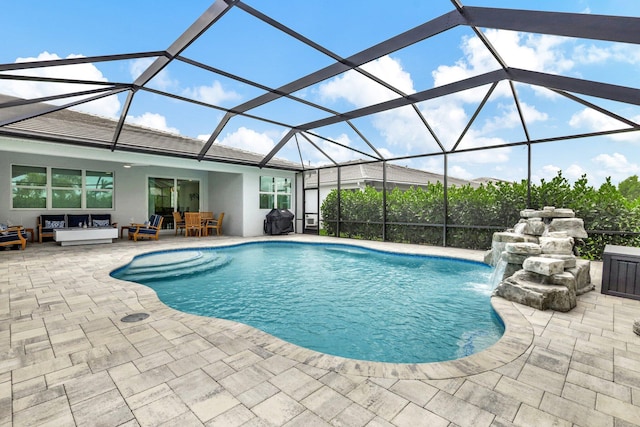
[304,160,489,188]
[0,94,300,171]
[472,177,511,185]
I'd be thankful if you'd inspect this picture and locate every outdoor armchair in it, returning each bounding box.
[128,214,164,241]
[0,225,28,250]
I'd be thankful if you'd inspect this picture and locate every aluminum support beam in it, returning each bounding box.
[463,6,640,45]
[0,52,165,73]
[508,68,640,107]
[133,0,235,87]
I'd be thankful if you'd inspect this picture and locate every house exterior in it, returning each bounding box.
[0,100,300,238]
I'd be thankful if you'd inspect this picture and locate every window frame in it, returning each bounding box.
[11,165,47,209]
[259,176,292,209]
[10,164,115,210]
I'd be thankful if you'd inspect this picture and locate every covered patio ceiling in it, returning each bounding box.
[1,0,639,175]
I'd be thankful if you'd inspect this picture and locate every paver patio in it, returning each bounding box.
[1,234,639,426]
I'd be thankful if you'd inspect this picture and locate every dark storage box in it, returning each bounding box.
[602,245,640,300]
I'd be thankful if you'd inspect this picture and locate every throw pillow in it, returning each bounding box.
[93,219,110,227]
[45,220,66,229]
[0,223,6,236]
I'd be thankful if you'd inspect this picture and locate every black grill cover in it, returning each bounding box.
[264,209,294,235]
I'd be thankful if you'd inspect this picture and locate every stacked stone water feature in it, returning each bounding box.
[486,206,594,312]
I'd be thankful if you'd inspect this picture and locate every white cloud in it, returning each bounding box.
[0,51,121,118]
[450,137,511,164]
[531,164,562,183]
[592,153,639,181]
[129,58,175,90]
[126,112,180,134]
[432,29,573,103]
[538,163,585,182]
[182,80,241,105]
[319,55,414,106]
[217,126,275,154]
[449,165,474,180]
[573,42,640,65]
[565,164,586,181]
[318,133,361,164]
[294,133,364,166]
[569,108,640,142]
[481,101,548,134]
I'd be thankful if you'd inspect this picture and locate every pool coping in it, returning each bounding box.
[95,235,535,380]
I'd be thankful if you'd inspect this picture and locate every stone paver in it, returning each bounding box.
[1,235,639,426]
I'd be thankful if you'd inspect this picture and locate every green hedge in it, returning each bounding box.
[320,173,640,259]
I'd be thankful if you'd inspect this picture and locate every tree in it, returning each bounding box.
[618,175,640,201]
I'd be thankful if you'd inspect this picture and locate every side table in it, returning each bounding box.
[120,225,131,239]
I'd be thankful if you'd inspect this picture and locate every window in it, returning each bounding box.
[260,176,291,209]
[12,165,47,209]
[11,165,114,209]
[52,168,82,208]
[86,171,114,208]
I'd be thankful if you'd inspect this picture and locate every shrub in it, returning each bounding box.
[320,172,640,259]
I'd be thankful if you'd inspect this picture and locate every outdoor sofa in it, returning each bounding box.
[38,214,117,243]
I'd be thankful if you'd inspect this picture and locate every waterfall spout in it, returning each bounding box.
[489,256,508,289]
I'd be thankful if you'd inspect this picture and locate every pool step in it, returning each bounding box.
[117,250,231,282]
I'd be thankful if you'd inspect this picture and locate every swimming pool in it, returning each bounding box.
[111,241,504,363]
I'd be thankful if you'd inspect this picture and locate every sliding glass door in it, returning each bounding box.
[148,177,200,229]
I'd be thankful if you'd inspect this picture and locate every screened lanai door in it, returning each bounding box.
[148,177,200,229]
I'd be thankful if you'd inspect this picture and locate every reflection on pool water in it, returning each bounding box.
[111,241,504,363]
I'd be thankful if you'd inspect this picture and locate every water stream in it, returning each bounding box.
[489,256,508,289]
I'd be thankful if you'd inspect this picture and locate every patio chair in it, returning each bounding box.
[128,214,163,241]
[173,212,185,236]
[184,212,203,237]
[205,212,224,236]
[0,225,27,250]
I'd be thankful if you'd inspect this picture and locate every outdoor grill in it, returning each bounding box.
[264,209,294,235]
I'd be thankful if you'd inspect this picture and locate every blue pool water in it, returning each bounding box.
[111,241,504,363]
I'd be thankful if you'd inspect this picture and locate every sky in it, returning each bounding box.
[1,0,640,186]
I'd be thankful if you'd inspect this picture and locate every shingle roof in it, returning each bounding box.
[0,94,300,170]
[304,161,480,188]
